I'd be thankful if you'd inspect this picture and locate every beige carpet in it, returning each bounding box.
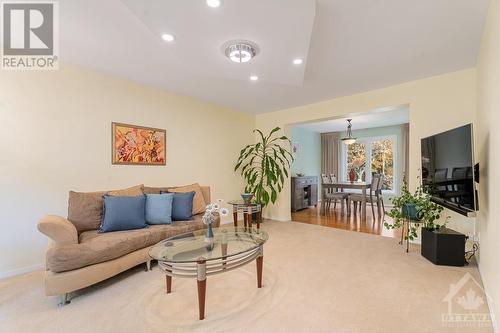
[0,221,493,333]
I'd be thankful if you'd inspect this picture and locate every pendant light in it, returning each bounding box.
[341,119,357,145]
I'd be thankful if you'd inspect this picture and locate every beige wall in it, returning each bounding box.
[0,64,254,277]
[256,69,478,238]
[476,0,500,328]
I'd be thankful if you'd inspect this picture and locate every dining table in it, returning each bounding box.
[320,181,372,221]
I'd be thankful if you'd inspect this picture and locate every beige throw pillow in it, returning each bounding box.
[169,183,207,215]
[142,186,169,195]
[68,191,107,233]
[108,184,144,197]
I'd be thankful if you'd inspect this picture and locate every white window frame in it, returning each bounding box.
[340,135,398,195]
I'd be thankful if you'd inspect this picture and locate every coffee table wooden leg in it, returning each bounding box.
[197,279,206,320]
[233,211,238,227]
[256,246,263,288]
[197,258,207,320]
[257,211,262,229]
[166,275,172,294]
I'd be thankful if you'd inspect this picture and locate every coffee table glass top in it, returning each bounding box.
[149,227,268,263]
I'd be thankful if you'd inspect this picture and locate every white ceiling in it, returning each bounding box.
[121,0,315,86]
[294,106,410,133]
[59,0,490,114]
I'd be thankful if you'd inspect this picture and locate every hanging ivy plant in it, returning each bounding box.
[384,177,445,240]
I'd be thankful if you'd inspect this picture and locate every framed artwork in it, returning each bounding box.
[292,141,300,158]
[112,122,166,165]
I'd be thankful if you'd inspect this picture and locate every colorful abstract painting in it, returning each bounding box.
[112,123,166,165]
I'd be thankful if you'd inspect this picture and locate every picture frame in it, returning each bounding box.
[292,141,300,158]
[111,122,166,165]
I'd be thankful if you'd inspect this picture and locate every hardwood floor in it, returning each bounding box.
[291,205,400,238]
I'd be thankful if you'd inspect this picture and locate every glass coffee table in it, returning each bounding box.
[149,227,269,320]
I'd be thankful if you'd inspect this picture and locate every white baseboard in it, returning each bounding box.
[477,265,498,332]
[0,263,44,280]
[264,215,291,222]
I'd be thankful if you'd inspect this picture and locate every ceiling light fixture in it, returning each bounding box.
[293,58,303,65]
[250,75,259,81]
[341,119,357,145]
[224,41,258,63]
[161,33,175,42]
[206,0,221,8]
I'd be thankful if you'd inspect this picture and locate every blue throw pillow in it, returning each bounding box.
[165,191,195,221]
[145,193,174,224]
[100,195,147,233]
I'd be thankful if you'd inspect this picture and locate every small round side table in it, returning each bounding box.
[227,200,262,229]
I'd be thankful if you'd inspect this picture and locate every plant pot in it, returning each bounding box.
[421,227,466,266]
[241,193,254,204]
[402,204,420,221]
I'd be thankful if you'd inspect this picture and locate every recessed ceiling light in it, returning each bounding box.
[250,75,259,81]
[161,33,175,42]
[206,0,221,8]
[293,58,303,65]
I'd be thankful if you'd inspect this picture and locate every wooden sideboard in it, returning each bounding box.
[291,176,318,212]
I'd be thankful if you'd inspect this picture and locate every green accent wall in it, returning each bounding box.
[290,127,321,200]
[291,127,321,177]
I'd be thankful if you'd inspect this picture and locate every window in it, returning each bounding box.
[371,139,394,190]
[346,142,366,182]
[341,136,397,192]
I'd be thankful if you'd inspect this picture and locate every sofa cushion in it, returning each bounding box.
[100,195,147,233]
[46,216,206,273]
[168,183,207,215]
[142,186,169,195]
[68,191,107,233]
[107,184,144,196]
[145,193,174,225]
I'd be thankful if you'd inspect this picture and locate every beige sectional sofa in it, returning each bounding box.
[37,184,218,304]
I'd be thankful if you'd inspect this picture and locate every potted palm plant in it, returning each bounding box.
[234,127,294,209]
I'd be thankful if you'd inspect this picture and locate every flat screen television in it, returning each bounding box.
[421,124,478,217]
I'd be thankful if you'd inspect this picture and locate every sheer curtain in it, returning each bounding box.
[321,132,340,177]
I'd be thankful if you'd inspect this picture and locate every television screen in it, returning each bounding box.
[421,124,477,216]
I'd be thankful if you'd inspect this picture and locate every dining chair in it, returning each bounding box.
[433,168,449,192]
[374,174,385,215]
[322,174,348,216]
[348,174,383,218]
[452,167,468,179]
[434,168,448,181]
[446,167,470,204]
